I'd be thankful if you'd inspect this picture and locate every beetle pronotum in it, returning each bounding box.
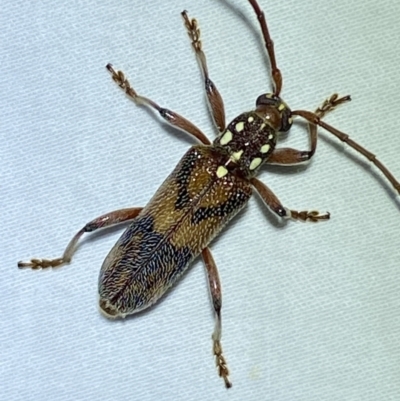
[19,0,400,388]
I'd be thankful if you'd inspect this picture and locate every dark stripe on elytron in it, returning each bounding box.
[192,189,249,224]
[99,215,192,311]
[175,148,199,210]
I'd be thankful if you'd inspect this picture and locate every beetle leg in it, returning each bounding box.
[18,207,143,270]
[313,93,351,118]
[201,247,232,389]
[268,94,351,165]
[106,64,211,145]
[267,147,314,165]
[181,11,226,133]
[251,178,329,222]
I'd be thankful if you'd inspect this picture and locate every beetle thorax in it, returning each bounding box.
[213,111,277,178]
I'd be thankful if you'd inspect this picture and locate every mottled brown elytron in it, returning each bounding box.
[19,0,400,389]
[99,145,253,317]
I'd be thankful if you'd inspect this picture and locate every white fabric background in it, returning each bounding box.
[2,0,400,400]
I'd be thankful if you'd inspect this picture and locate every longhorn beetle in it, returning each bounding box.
[19,0,400,389]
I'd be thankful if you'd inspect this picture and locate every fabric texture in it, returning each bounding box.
[2,1,400,400]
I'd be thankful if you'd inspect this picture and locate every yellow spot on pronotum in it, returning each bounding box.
[216,166,228,178]
[231,150,243,161]
[249,157,262,170]
[265,94,273,98]
[235,121,245,132]
[220,130,233,145]
[248,116,254,123]
[288,117,293,124]
[278,103,285,111]
[260,144,270,153]
[268,133,274,140]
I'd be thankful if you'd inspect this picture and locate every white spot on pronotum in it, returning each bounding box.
[231,150,243,162]
[249,157,262,170]
[235,121,245,132]
[268,133,274,140]
[220,130,233,145]
[216,166,228,178]
[288,117,293,124]
[260,144,270,153]
[248,116,254,123]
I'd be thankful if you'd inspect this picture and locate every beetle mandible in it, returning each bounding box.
[18,0,400,388]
